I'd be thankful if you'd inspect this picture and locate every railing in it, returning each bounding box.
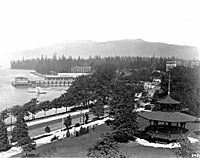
[146,129,189,140]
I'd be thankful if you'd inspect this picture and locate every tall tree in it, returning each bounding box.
[0,119,9,151]
[109,76,143,138]
[37,100,52,117]
[11,114,36,156]
[23,98,38,119]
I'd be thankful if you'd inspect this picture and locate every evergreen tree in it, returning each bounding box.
[11,115,36,156]
[0,119,9,151]
[109,76,143,138]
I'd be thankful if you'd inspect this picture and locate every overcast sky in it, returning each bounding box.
[0,0,199,66]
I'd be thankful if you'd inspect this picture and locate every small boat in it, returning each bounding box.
[28,87,47,94]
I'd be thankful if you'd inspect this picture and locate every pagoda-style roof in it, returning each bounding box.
[140,111,197,122]
[157,95,181,104]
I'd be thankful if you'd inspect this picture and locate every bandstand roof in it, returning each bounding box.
[140,111,197,122]
[157,95,181,105]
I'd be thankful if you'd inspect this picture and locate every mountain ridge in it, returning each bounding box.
[12,39,199,60]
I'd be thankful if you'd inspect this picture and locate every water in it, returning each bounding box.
[0,67,66,112]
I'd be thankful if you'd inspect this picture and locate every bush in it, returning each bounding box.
[144,104,152,110]
[75,123,80,127]
[113,133,129,143]
[86,126,90,133]
[79,127,87,135]
[44,126,51,133]
[105,119,113,126]
[51,135,58,142]
[66,130,70,137]
[76,131,79,137]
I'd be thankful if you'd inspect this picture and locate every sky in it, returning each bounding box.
[0,0,199,67]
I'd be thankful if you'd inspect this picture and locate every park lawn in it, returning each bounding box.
[14,124,176,158]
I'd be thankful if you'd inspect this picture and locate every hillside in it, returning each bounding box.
[12,39,199,60]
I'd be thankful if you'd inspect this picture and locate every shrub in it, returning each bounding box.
[75,123,80,127]
[144,104,152,110]
[86,126,90,133]
[66,130,70,137]
[105,119,113,126]
[113,133,129,143]
[76,131,79,137]
[44,126,51,133]
[51,135,58,142]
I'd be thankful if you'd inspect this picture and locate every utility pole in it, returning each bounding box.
[168,72,171,95]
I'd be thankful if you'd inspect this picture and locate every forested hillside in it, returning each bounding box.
[10,55,169,74]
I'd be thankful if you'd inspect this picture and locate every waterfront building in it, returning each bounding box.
[166,60,200,71]
[71,66,91,73]
[12,77,30,87]
[34,73,88,87]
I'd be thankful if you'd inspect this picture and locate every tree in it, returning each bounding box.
[64,115,72,129]
[37,100,51,117]
[51,98,62,114]
[109,76,142,138]
[0,119,9,151]
[92,63,117,104]
[21,137,36,156]
[87,133,119,158]
[10,105,29,118]
[0,108,9,121]
[11,114,36,156]
[160,66,200,116]
[91,99,104,119]
[23,98,38,120]
[174,138,200,158]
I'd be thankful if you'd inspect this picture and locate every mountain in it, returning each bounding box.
[12,39,199,60]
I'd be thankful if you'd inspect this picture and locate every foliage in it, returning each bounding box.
[37,100,52,116]
[87,133,119,158]
[174,139,200,158]
[66,130,70,137]
[11,55,168,74]
[10,105,29,118]
[75,123,80,127]
[0,108,10,121]
[64,115,72,129]
[161,66,200,116]
[0,119,10,151]
[11,115,36,155]
[109,76,142,137]
[45,126,51,133]
[23,98,38,119]
[91,99,104,118]
[21,138,36,156]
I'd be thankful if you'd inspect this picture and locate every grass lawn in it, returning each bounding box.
[13,124,176,158]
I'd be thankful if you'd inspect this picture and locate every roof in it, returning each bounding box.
[140,111,197,122]
[45,73,88,78]
[15,77,28,80]
[157,95,181,104]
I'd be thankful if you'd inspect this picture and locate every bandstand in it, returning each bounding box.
[139,74,197,142]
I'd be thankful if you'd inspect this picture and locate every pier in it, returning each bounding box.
[12,72,89,87]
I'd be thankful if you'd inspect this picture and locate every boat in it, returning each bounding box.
[28,87,47,94]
